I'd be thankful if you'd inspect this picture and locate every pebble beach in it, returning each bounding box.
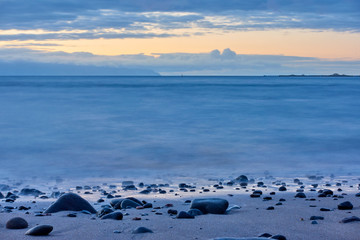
[1,174,360,240]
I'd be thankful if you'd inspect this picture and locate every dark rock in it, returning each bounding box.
[120,199,141,209]
[6,217,28,229]
[122,181,134,187]
[0,192,4,199]
[143,203,153,208]
[167,209,178,215]
[341,216,360,223]
[310,216,324,220]
[101,212,123,220]
[176,211,194,219]
[110,198,122,208]
[295,193,306,198]
[338,201,353,210]
[278,186,287,191]
[187,209,203,217]
[67,213,77,217]
[25,225,53,236]
[132,227,153,234]
[235,175,248,182]
[190,198,229,214]
[97,207,114,218]
[44,193,96,213]
[126,197,143,205]
[139,189,151,194]
[267,206,275,210]
[271,235,287,240]
[250,194,261,198]
[259,233,272,238]
[311,220,318,224]
[0,184,10,191]
[320,208,331,211]
[20,188,43,197]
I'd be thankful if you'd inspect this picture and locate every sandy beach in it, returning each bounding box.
[1,175,360,240]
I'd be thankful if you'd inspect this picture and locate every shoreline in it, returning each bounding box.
[1,175,360,239]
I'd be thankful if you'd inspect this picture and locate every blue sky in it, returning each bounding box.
[0,0,359,75]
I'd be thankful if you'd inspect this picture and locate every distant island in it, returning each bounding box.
[279,73,359,77]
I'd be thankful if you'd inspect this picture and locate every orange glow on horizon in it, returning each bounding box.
[1,29,359,60]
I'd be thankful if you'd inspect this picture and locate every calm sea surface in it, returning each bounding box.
[1,76,359,178]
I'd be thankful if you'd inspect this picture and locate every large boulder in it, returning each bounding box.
[44,193,96,213]
[190,198,229,214]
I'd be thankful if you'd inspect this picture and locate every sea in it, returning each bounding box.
[0,76,359,180]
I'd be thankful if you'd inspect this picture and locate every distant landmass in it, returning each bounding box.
[279,73,359,77]
[0,61,159,76]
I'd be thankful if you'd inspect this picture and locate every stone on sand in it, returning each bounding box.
[25,225,53,236]
[190,198,229,214]
[44,193,96,213]
[6,217,28,229]
[132,226,153,234]
[337,201,353,210]
[101,211,123,220]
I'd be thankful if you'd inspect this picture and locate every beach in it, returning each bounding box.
[1,174,360,240]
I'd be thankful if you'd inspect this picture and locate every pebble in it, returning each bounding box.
[120,199,141,209]
[190,198,229,214]
[340,216,360,223]
[132,226,153,234]
[101,212,123,220]
[187,209,203,217]
[337,201,353,210]
[25,225,53,236]
[295,193,306,198]
[310,216,324,220]
[176,211,195,219]
[44,193,96,213]
[6,217,28,229]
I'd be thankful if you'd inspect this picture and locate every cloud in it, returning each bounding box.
[0,47,359,75]
[0,1,359,41]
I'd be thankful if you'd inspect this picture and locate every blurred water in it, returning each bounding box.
[0,76,359,178]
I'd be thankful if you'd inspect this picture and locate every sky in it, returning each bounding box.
[0,0,359,75]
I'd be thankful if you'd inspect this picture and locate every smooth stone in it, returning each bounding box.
[110,199,123,207]
[190,198,229,214]
[187,209,203,217]
[311,220,318,224]
[235,175,249,182]
[295,193,306,198]
[259,233,272,238]
[341,216,360,223]
[25,225,53,236]
[97,207,113,218]
[132,227,153,234]
[278,186,287,191]
[310,216,324,220]
[320,208,331,211]
[167,209,178,215]
[6,217,28,229]
[338,201,353,210]
[271,235,287,240]
[44,193,96,213]
[0,192,5,199]
[177,211,195,219]
[20,188,43,197]
[120,199,141,209]
[101,211,123,220]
